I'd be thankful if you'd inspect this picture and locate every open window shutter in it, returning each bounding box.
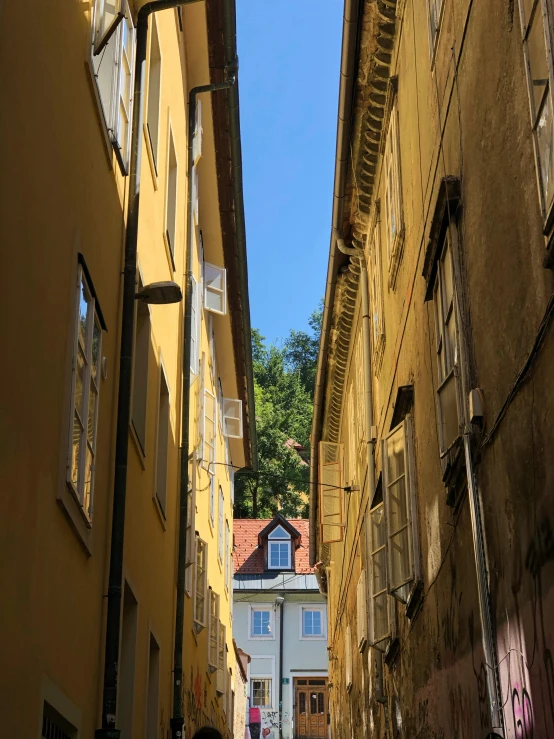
[204,263,227,315]
[190,275,198,376]
[93,0,124,55]
[383,421,413,603]
[217,622,226,694]
[193,99,202,165]
[197,355,205,451]
[192,165,199,224]
[357,570,368,651]
[185,452,197,596]
[222,398,243,439]
[345,626,352,692]
[319,442,344,544]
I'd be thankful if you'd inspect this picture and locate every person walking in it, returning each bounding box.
[249,706,261,739]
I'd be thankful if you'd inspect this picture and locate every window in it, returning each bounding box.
[222,398,243,438]
[165,129,178,265]
[67,264,104,520]
[250,607,273,638]
[517,0,554,221]
[185,453,197,597]
[190,275,199,376]
[194,538,207,630]
[218,487,224,563]
[204,263,227,315]
[369,212,385,366]
[202,385,217,472]
[209,473,216,528]
[146,634,160,739]
[224,519,230,591]
[383,417,418,603]
[41,703,77,739]
[132,288,150,453]
[90,0,136,171]
[356,570,368,651]
[217,622,226,694]
[344,626,352,692]
[433,236,461,456]
[193,99,203,165]
[208,590,219,672]
[383,100,404,286]
[318,441,344,544]
[251,679,272,708]
[192,165,199,224]
[369,503,390,646]
[146,16,161,171]
[268,526,291,570]
[155,367,170,515]
[428,0,444,53]
[301,607,326,638]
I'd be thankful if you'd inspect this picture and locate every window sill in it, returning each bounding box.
[248,635,275,641]
[299,635,326,641]
[143,123,159,190]
[57,483,93,556]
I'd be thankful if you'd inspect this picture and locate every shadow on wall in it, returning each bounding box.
[193,729,223,739]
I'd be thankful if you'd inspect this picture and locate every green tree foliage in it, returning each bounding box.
[234,305,322,519]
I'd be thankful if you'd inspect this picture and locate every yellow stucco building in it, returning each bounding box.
[0,1,255,738]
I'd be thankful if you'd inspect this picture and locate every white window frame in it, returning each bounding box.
[433,236,462,458]
[218,486,224,563]
[67,263,104,522]
[192,165,199,224]
[382,416,420,604]
[193,98,203,165]
[193,537,207,631]
[164,125,178,266]
[368,502,391,649]
[268,530,291,570]
[318,441,344,545]
[202,385,217,473]
[146,15,162,172]
[248,605,275,640]
[427,0,445,57]
[356,570,368,651]
[208,588,220,673]
[383,100,404,287]
[217,621,226,695]
[368,211,385,367]
[185,452,197,597]
[222,398,243,439]
[224,519,231,593]
[299,606,327,640]
[154,363,170,516]
[344,626,352,693]
[204,262,227,315]
[90,0,136,172]
[517,0,554,225]
[190,275,200,377]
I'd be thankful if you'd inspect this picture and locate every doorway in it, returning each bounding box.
[293,677,328,738]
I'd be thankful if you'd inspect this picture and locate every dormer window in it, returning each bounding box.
[268,525,291,570]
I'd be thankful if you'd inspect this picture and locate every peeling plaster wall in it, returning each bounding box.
[321,0,554,737]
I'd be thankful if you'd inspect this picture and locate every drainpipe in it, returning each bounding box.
[275,596,285,739]
[96,3,202,737]
[170,75,235,739]
[463,433,504,734]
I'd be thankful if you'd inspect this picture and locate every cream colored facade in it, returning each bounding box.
[0,2,254,739]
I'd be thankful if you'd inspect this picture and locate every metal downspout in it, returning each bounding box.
[97,3,201,736]
[310,0,361,567]
[170,77,235,739]
[463,433,504,734]
[278,598,285,739]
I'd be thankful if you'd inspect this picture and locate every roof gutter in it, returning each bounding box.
[221,0,258,473]
[309,0,362,567]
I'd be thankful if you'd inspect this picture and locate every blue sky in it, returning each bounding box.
[237,0,343,346]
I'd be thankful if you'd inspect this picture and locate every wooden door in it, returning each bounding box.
[294,678,328,739]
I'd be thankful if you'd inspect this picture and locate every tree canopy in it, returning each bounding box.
[233,304,322,519]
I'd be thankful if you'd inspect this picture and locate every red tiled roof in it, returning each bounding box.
[233,518,313,575]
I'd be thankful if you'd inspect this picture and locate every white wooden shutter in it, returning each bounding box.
[217,621,226,694]
[193,99,202,165]
[204,263,227,315]
[357,569,368,651]
[93,0,124,55]
[190,275,198,376]
[222,398,243,439]
[192,165,199,224]
[185,452,197,597]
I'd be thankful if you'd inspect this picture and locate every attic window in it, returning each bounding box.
[268,527,291,570]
